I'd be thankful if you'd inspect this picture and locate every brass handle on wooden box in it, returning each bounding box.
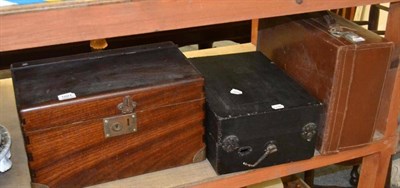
[243,142,277,168]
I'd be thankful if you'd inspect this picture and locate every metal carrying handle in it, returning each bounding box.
[321,12,363,43]
[242,143,277,168]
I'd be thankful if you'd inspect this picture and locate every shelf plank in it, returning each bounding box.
[1,0,399,51]
[0,0,129,15]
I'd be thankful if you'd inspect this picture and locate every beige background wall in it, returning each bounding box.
[354,3,389,33]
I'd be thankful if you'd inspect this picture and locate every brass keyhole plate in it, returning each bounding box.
[103,113,137,138]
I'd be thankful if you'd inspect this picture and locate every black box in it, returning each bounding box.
[190,52,323,174]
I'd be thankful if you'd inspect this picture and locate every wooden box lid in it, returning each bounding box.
[11,42,204,131]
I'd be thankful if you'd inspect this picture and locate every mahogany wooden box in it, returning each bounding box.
[11,42,206,188]
[190,52,323,174]
[257,12,393,154]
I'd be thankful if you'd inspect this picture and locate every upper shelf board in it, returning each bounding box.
[0,0,398,52]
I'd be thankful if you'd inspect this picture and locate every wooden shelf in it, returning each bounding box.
[0,1,399,188]
[0,0,399,52]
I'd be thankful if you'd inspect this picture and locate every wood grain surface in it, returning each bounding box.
[1,0,399,51]
[22,88,205,187]
[0,0,129,15]
[20,79,203,131]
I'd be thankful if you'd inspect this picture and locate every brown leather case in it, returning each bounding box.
[257,12,393,154]
[11,42,205,187]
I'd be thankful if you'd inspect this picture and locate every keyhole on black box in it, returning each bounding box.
[112,122,122,131]
[238,146,253,156]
